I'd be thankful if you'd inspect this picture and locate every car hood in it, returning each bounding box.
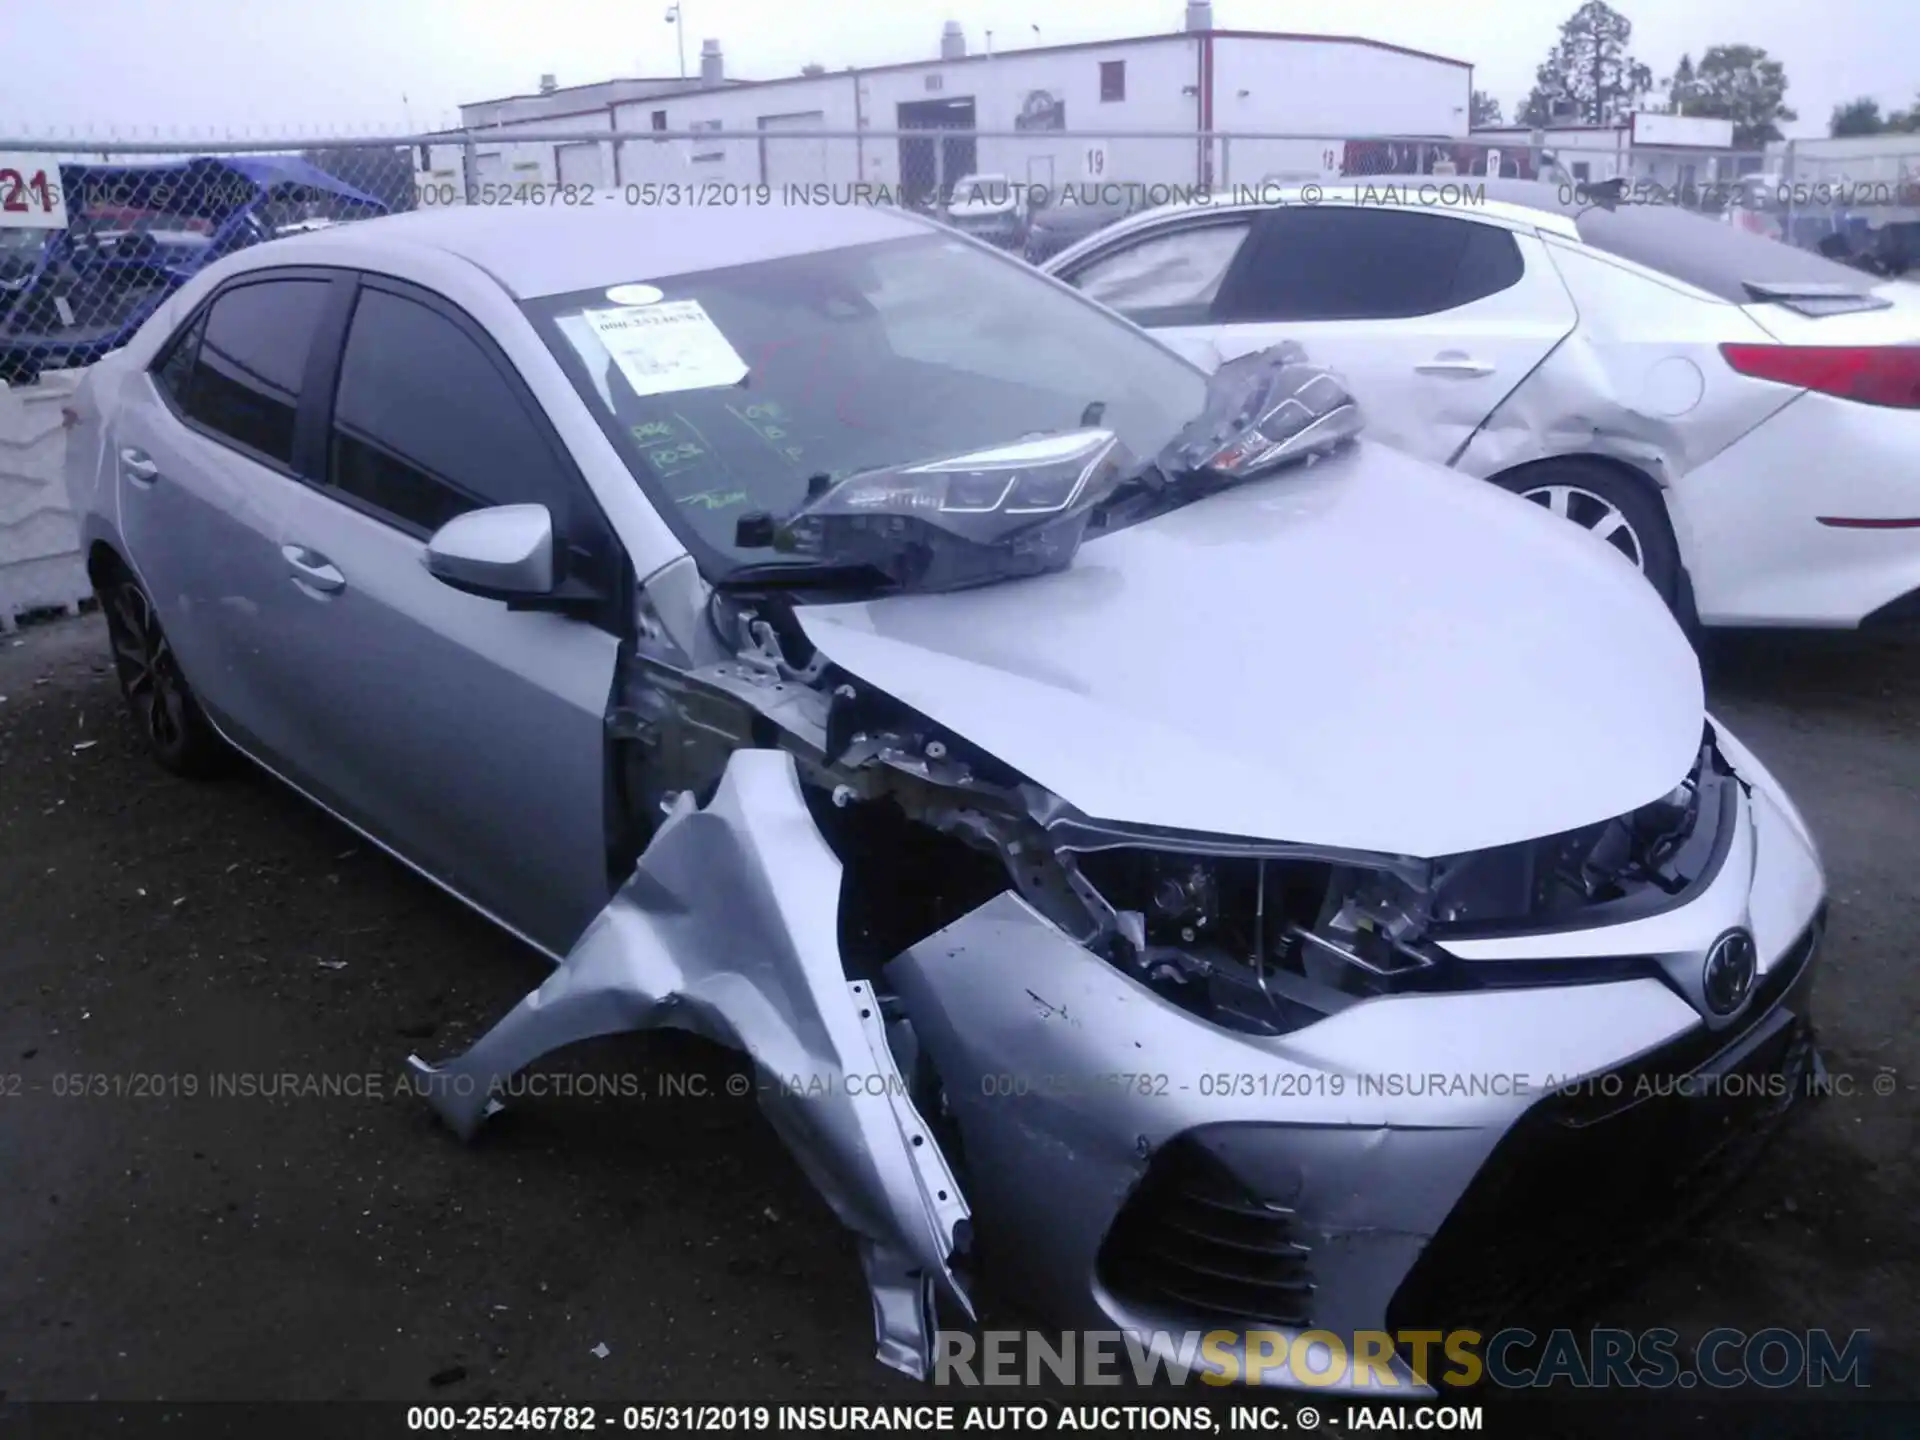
[794,440,1705,858]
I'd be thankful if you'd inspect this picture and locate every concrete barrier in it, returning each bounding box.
[0,369,90,633]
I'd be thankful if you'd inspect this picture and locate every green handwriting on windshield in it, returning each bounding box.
[629,414,715,484]
[726,400,808,469]
[678,487,751,510]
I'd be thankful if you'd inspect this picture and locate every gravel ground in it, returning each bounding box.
[0,610,1914,1410]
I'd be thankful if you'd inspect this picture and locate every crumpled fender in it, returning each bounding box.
[405,748,974,1378]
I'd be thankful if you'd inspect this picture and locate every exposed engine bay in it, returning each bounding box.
[612,583,1738,1040]
[400,541,1747,1385]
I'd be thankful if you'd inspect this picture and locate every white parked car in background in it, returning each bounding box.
[942,172,1029,250]
[1043,177,1920,630]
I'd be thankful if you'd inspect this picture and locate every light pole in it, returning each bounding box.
[664,5,686,79]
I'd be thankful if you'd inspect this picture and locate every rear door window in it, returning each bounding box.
[151,311,205,410]
[1215,207,1524,322]
[180,278,330,466]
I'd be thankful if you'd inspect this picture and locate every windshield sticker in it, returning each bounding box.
[605,283,665,306]
[585,300,749,397]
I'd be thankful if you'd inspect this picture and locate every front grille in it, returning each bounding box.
[1386,917,1823,1340]
[1098,1138,1315,1329]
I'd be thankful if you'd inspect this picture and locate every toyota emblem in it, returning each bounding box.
[1702,929,1758,1016]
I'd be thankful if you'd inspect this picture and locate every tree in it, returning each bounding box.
[1667,54,1700,114]
[1830,97,1884,136]
[1520,2,1654,127]
[1470,90,1505,126]
[1889,94,1920,133]
[800,62,826,77]
[1685,44,1797,148]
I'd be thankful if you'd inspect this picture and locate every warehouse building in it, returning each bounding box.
[1465,113,1741,188]
[421,4,1472,201]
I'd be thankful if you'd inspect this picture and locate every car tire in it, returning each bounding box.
[1494,459,1681,610]
[97,567,227,778]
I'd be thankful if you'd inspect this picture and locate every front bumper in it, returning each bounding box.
[888,720,1826,1392]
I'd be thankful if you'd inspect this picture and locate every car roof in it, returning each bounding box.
[1061,174,1586,255]
[252,196,932,299]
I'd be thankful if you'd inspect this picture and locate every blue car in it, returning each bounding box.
[0,155,386,385]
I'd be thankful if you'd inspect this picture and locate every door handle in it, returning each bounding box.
[120,447,159,483]
[1415,353,1496,377]
[282,544,346,595]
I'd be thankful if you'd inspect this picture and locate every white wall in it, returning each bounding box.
[1552,130,1629,181]
[1630,113,1734,149]
[469,111,619,189]
[461,78,702,130]
[436,34,1479,198]
[612,74,859,189]
[1468,126,1631,180]
[0,370,89,633]
[1214,37,1470,136]
[1629,148,1737,188]
[1771,133,1920,184]
[856,40,1203,190]
[606,43,1207,193]
[1214,37,1469,184]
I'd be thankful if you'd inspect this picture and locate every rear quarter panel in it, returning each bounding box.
[62,260,244,576]
[1454,238,1798,485]
[62,353,133,561]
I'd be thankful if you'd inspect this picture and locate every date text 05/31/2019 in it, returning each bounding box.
[403,1401,1482,1431]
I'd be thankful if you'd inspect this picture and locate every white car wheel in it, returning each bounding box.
[1517,483,1646,572]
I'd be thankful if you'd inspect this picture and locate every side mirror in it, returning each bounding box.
[425,504,555,600]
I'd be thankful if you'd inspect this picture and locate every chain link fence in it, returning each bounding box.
[3,127,1918,388]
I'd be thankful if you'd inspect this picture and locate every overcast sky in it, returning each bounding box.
[2,0,1910,140]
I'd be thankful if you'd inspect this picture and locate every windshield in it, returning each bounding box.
[521,230,1208,581]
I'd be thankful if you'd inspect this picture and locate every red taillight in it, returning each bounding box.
[1720,343,1920,409]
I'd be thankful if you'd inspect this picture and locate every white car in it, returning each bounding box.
[1042,177,1920,629]
[943,172,1028,249]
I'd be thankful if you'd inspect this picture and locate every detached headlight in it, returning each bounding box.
[838,430,1121,518]
[1164,341,1363,480]
[745,429,1130,591]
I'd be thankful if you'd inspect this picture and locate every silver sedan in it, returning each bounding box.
[67,197,1826,1390]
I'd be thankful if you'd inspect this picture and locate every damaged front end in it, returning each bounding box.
[406,344,1820,1385]
[407,574,1757,1379]
[405,742,974,1376]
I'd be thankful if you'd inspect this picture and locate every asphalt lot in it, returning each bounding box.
[1,608,1915,1411]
